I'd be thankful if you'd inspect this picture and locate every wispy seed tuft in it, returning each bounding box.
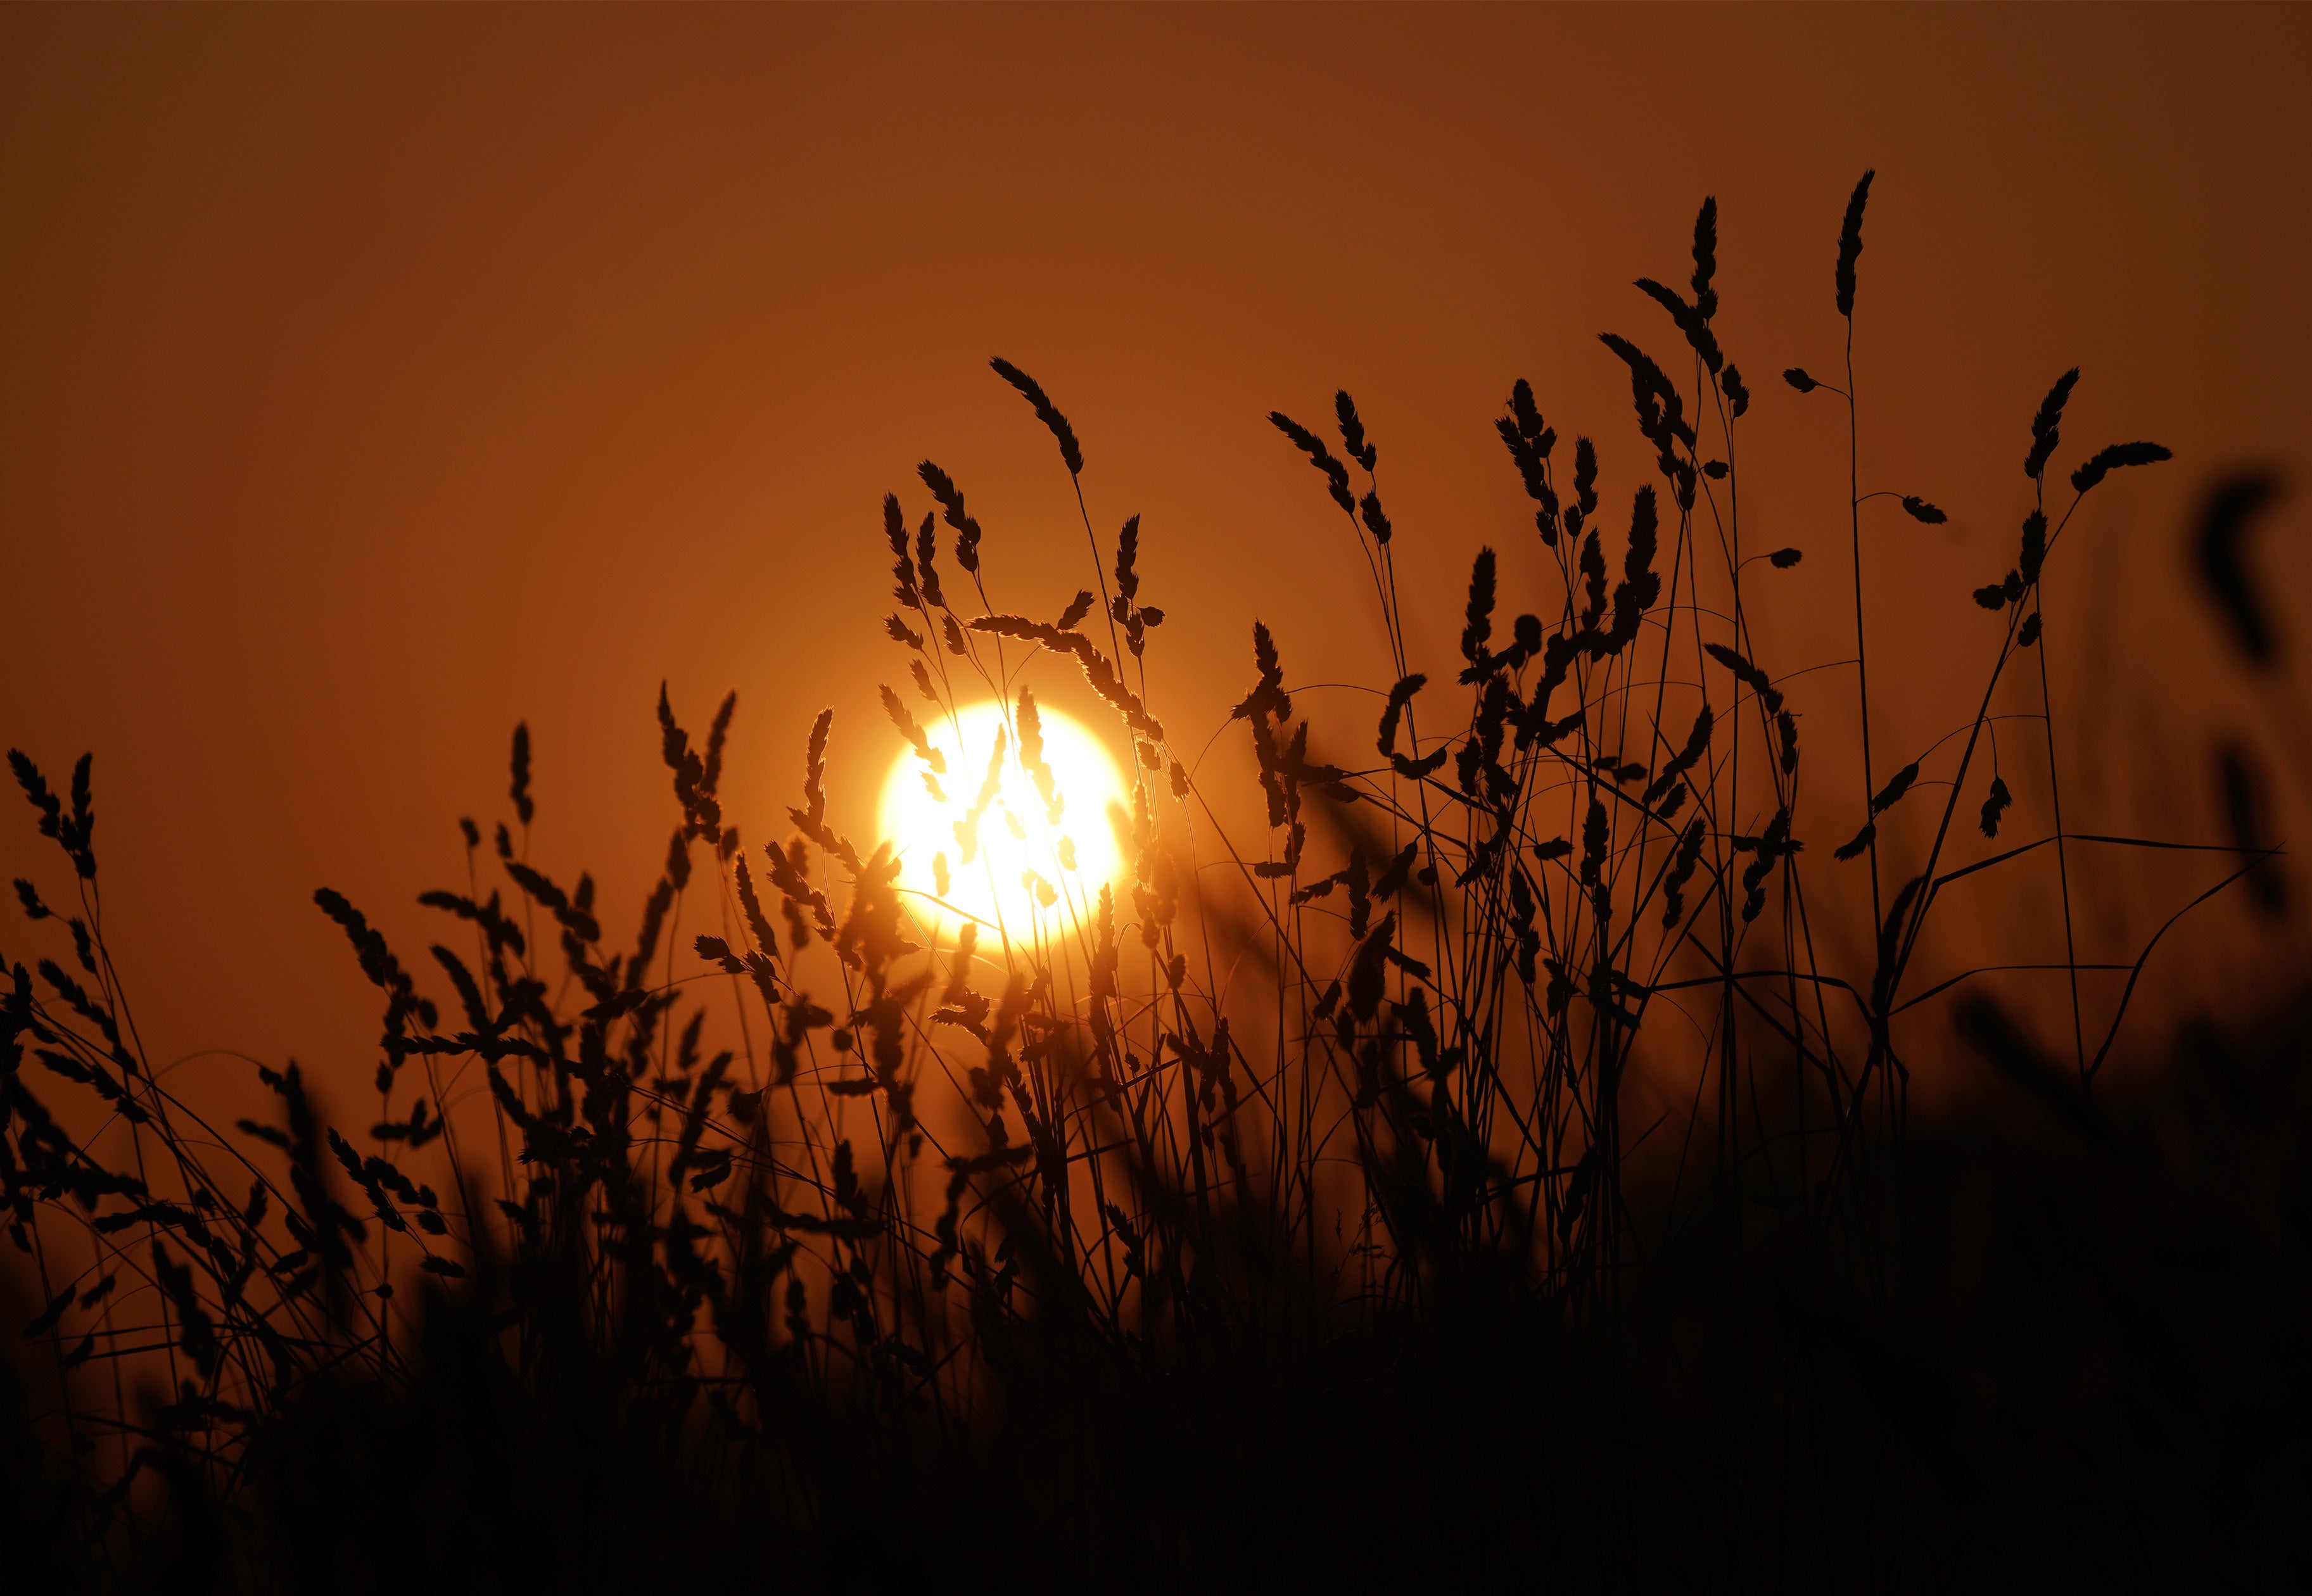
[1835,170,1875,318]
[2024,368,2081,480]
[510,723,535,826]
[1270,411,1357,517]
[2071,441,2173,495]
[1979,775,2012,839]
[990,357,1083,476]
[1335,391,1376,471]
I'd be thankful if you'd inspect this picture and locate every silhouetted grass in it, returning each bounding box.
[5,177,2308,1590]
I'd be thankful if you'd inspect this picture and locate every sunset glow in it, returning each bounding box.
[875,695,1128,936]
[10,7,2308,1581]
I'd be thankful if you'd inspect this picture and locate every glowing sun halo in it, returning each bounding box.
[876,697,1129,936]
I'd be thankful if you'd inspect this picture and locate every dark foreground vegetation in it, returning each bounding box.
[7,177,2306,1590]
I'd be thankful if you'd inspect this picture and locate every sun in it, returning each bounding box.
[877,695,1131,938]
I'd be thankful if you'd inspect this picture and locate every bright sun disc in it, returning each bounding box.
[877,697,1129,937]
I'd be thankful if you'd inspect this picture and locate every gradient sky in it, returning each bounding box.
[4,4,2306,1091]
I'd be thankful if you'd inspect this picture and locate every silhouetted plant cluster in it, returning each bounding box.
[6,177,2308,1590]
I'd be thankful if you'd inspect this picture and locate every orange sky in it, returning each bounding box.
[4,3,2307,1086]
